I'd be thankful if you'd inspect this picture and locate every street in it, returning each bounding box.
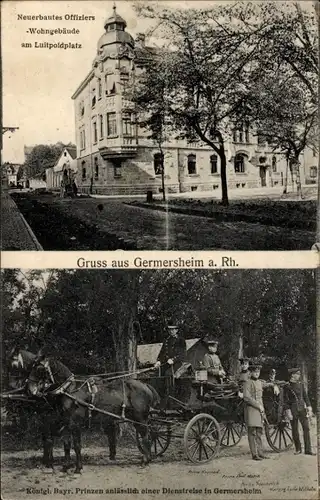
[9,194,315,250]
[1,422,318,500]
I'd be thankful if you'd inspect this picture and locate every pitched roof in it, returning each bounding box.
[65,146,77,159]
[137,338,200,366]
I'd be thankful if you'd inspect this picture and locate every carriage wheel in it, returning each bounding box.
[184,413,221,464]
[265,420,293,452]
[136,421,171,458]
[220,422,245,447]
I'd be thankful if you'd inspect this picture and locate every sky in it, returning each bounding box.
[2,0,218,163]
[2,0,315,163]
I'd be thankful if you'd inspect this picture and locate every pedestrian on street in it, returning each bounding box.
[243,361,269,461]
[202,338,226,384]
[284,367,315,456]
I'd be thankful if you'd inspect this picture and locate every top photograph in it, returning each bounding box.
[1,0,318,251]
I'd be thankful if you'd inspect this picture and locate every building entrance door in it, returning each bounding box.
[259,166,267,187]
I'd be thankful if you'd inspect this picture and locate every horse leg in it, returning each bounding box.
[71,425,83,474]
[135,422,151,466]
[62,433,72,472]
[103,420,117,461]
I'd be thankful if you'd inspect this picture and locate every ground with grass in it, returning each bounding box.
[10,192,316,250]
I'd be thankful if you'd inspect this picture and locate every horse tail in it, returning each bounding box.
[145,383,160,409]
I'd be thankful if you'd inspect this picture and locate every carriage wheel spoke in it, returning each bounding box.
[190,441,200,459]
[233,424,241,438]
[282,430,287,448]
[221,425,228,443]
[278,430,282,449]
[283,427,293,442]
[272,427,280,445]
[230,426,237,444]
[201,442,209,460]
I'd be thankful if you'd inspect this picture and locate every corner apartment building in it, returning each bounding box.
[71,6,317,196]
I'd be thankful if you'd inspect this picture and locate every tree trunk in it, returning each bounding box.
[220,151,229,206]
[161,158,166,202]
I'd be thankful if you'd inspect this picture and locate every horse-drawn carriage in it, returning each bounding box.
[2,349,294,471]
[136,367,294,464]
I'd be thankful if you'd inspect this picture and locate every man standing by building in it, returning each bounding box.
[243,361,269,461]
[154,324,187,402]
[285,368,315,456]
[202,339,226,384]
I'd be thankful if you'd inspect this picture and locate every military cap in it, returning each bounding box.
[249,362,262,371]
[206,338,219,345]
[167,324,179,330]
[239,357,250,363]
[288,367,300,374]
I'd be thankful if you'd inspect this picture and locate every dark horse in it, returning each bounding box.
[27,354,159,473]
[5,347,73,472]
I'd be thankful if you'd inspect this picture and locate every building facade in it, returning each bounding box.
[72,7,316,196]
[46,146,77,190]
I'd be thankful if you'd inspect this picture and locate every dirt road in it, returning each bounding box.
[2,426,318,500]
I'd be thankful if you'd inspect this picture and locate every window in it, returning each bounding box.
[79,102,85,117]
[64,151,67,157]
[122,113,132,136]
[187,154,197,175]
[92,89,96,108]
[107,113,117,136]
[234,154,245,173]
[98,78,102,99]
[99,115,104,139]
[114,163,122,178]
[82,162,86,180]
[120,74,129,94]
[245,125,250,143]
[110,82,116,95]
[238,125,244,143]
[154,153,163,175]
[105,75,108,95]
[272,155,277,172]
[210,154,218,174]
[310,166,317,178]
[80,129,86,150]
[94,158,99,180]
[233,130,237,143]
[93,121,98,143]
[108,23,116,31]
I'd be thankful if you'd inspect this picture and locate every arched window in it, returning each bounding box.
[210,154,218,174]
[234,154,245,173]
[82,161,86,180]
[187,154,196,175]
[272,155,277,172]
[92,94,96,108]
[154,153,163,175]
[94,157,99,180]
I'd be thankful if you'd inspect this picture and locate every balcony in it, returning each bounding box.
[99,138,137,159]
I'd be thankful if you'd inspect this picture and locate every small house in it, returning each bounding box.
[137,338,209,369]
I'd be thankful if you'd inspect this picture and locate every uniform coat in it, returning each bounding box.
[203,353,224,383]
[238,370,250,385]
[285,381,311,416]
[243,378,265,428]
[157,335,186,376]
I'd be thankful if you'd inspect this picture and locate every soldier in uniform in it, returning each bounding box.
[202,339,226,384]
[243,362,269,460]
[154,324,187,403]
[238,357,250,386]
[285,368,315,455]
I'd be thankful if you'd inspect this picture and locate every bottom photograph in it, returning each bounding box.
[1,269,318,500]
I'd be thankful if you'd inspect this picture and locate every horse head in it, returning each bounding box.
[27,354,73,396]
[7,347,37,390]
